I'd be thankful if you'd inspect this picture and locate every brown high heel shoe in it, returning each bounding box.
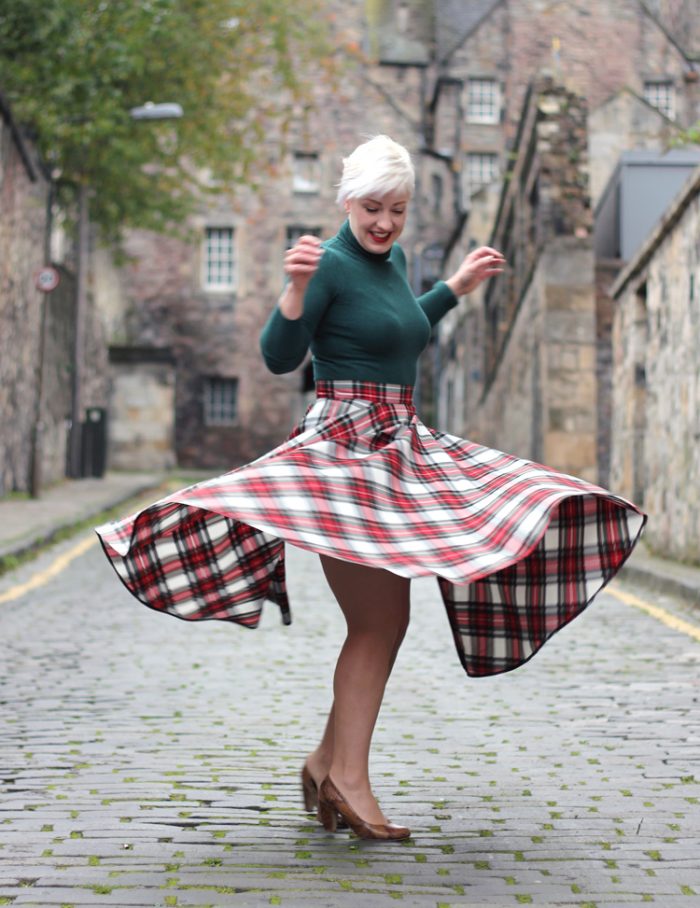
[301,765,348,828]
[318,776,411,841]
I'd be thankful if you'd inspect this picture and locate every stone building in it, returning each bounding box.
[610,166,700,563]
[0,91,110,495]
[0,91,50,494]
[428,0,700,483]
[93,0,700,474]
[441,79,600,481]
[97,1,424,470]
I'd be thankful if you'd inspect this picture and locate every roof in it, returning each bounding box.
[611,164,700,296]
[640,0,700,63]
[436,0,503,63]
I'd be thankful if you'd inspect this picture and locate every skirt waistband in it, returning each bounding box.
[315,380,415,409]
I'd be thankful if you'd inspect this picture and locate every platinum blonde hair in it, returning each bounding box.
[336,135,415,205]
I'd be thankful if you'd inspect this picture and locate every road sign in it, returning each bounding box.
[35,266,60,293]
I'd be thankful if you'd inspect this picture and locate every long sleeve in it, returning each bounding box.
[392,243,458,327]
[417,281,459,327]
[260,251,336,374]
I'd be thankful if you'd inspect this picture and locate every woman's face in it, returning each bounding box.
[344,191,410,254]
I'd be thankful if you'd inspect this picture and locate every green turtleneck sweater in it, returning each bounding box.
[259,219,458,386]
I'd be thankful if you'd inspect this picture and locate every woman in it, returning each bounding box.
[96,136,645,842]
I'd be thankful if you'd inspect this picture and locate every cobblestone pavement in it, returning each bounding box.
[0,535,699,908]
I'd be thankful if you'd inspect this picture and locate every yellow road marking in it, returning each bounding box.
[0,534,98,604]
[608,584,700,643]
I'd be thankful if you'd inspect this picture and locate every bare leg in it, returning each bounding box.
[305,612,409,786]
[308,555,410,825]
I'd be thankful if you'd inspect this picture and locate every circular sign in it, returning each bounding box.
[35,266,60,293]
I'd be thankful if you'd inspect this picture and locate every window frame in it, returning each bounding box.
[465,151,500,193]
[292,151,321,194]
[466,77,500,125]
[202,226,236,293]
[203,376,239,427]
[643,78,675,119]
[286,224,322,249]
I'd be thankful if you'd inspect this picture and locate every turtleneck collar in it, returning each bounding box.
[337,219,392,262]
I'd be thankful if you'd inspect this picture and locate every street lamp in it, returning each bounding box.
[67,101,183,479]
[129,101,184,120]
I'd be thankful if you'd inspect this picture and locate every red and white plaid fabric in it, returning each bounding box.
[96,380,645,677]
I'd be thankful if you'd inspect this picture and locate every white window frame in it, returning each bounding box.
[203,226,236,292]
[466,78,500,124]
[643,79,675,119]
[292,152,321,194]
[203,376,239,427]
[466,152,499,192]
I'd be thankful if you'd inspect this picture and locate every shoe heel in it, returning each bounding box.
[301,766,317,813]
[302,782,316,813]
[317,797,338,832]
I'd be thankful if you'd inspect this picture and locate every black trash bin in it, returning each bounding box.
[81,407,108,478]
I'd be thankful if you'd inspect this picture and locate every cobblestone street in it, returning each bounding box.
[1,535,699,907]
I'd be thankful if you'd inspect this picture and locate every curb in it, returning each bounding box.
[0,476,168,568]
[620,561,700,609]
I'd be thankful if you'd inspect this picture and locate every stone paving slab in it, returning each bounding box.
[1,540,700,907]
[0,472,168,560]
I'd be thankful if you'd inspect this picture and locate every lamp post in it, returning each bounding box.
[67,101,183,479]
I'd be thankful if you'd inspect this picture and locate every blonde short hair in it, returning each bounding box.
[336,135,415,205]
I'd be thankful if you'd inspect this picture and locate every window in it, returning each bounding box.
[203,227,235,291]
[292,152,320,194]
[466,78,499,124]
[203,377,238,426]
[286,225,321,248]
[643,79,675,119]
[466,152,499,192]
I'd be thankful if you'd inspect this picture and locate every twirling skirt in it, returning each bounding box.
[96,380,645,677]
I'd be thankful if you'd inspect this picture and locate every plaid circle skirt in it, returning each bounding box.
[96,380,645,677]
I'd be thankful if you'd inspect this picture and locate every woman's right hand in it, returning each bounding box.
[278,235,323,320]
[284,235,324,293]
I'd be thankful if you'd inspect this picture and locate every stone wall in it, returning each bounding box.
[84,0,700,475]
[474,239,597,479]
[439,80,598,480]
[96,1,426,469]
[0,93,109,494]
[39,267,76,484]
[0,97,49,494]
[108,348,176,471]
[611,169,700,562]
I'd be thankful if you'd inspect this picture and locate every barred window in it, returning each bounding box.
[203,377,238,426]
[466,78,500,124]
[292,152,320,194]
[643,80,675,119]
[466,152,499,192]
[203,227,235,290]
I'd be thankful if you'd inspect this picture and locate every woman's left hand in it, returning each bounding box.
[445,246,506,298]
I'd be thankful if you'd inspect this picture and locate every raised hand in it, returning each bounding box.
[445,246,505,298]
[284,235,324,293]
[278,235,324,320]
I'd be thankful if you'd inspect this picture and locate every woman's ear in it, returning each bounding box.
[344,199,351,214]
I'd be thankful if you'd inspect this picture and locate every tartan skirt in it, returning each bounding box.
[96,380,645,677]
